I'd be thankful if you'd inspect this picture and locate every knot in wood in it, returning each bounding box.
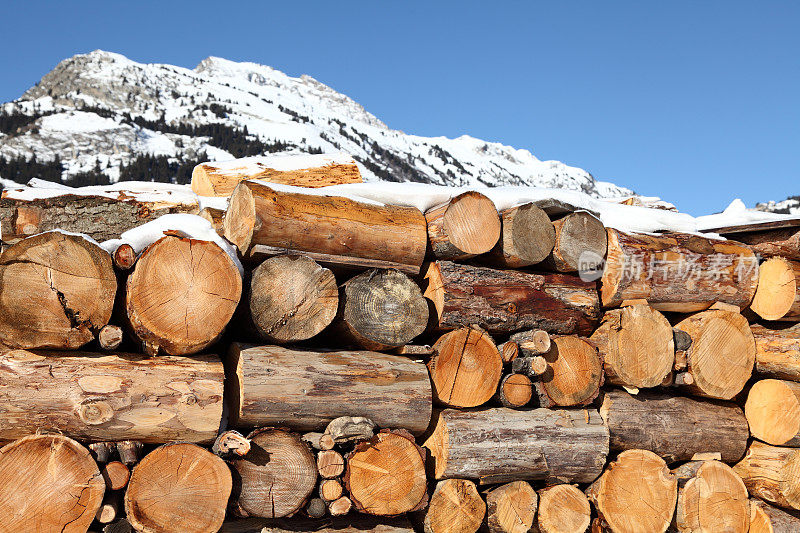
[78,399,114,425]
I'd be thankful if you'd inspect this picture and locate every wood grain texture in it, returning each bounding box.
[750,257,800,322]
[746,379,800,446]
[425,191,501,260]
[541,211,607,273]
[422,479,485,533]
[535,484,591,533]
[749,498,800,533]
[734,441,800,511]
[533,335,603,408]
[752,323,800,381]
[482,203,555,268]
[485,481,537,533]
[673,460,749,533]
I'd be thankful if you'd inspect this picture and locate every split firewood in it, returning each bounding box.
[324,416,376,444]
[89,442,115,464]
[96,491,123,525]
[750,257,800,322]
[112,242,137,270]
[302,432,335,451]
[212,430,251,458]
[586,449,677,533]
[541,211,608,273]
[422,479,485,533]
[534,336,604,407]
[590,305,674,389]
[125,442,231,533]
[733,441,800,510]
[344,429,428,516]
[535,484,591,533]
[318,450,346,479]
[428,327,503,408]
[328,496,353,517]
[247,254,338,343]
[497,341,519,363]
[230,428,317,519]
[601,229,759,312]
[319,478,344,502]
[481,203,556,268]
[509,328,551,356]
[423,408,608,484]
[752,323,800,381]
[97,324,123,351]
[335,268,428,351]
[600,389,748,463]
[485,481,538,533]
[223,181,427,274]
[227,344,431,435]
[423,260,601,336]
[116,440,145,466]
[101,461,130,490]
[425,191,501,260]
[495,373,533,408]
[736,226,800,262]
[191,153,363,196]
[305,497,328,519]
[0,434,105,533]
[125,233,242,355]
[0,231,116,349]
[672,308,755,399]
[0,350,224,444]
[511,356,549,377]
[672,460,749,533]
[749,498,800,533]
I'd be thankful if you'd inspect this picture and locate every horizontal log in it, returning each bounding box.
[734,441,800,511]
[736,226,800,262]
[218,517,416,533]
[749,498,800,533]
[752,323,800,381]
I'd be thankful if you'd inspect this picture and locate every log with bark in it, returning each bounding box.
[509,328,551,356]
[481,203,555,268]
[511,355,549,377]
[0,231,116,349]
[533,335,603,407]
[535,484,591,533]
[746,379,800,446]
[324,416,377,444]
[113,242,137,270]
[600,229,759,312]
[733,441,800,510]
[96,491,123,525]
[319,478,343,502]
[485,481,538,533]
[98,324,124,351]
[495,373,533,408]
[212,430,251,458]
[0,349,224,443]
[0,434,105,533]
[89,441,115,463]
[219,516,416,533]
[589,304,674,389]
[116,440,145,466]
[125,442,231,533]
[223,181,427,274]
[247,254,338,343]
[736,226,800,262]
[541,211,607,273]
[752,323,800,381]
[423,407,609,484]
[420,479,485,533]
[226,344,432,434]
[198,206,225,235]
[497,341,519,363]
[672,308,755,400]
[749,498,800,533]
[335,268,428,351]
[586,449,677,533]
[422,261,601,336]
[424,191,501,260]
[427,327,503,408]
[306,497,327,518]
[229,428,318,518]
[750,257,800,322]
[102,460,130,490]
[344,429,428,516]
[600,389,749,463]
[671,460,749,533]
[191,153,363,196]
[329,496,353,517]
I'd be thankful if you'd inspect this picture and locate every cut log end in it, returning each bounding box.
[537,336,603,407]
[496,373,533,408]
[113,243,137,270]
[486,203,556,268]
[750,257,799,321]
[537,484,591,533]
[546,211,608,272]
[423,479,485,533]
[674,460,749,533]
[426,191,501,260]
[746,379,800,447]
[485,480,537,533]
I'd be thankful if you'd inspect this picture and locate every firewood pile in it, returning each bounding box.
[2,153,800,533]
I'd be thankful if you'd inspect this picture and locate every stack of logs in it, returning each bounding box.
[1,153,800,533]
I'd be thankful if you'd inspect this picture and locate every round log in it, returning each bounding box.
[318,449,346,479]
[0,231,116,349]
[0,434,105,533]
[586,449,677,533]
[673,460,749,533]
[425,191,501,260]
[749,498,800,533]
[511,355,549,377]
[320,478,343,502]
[125,442,231,533]
[535,336,603,407]
[337,269,428,351]
[428,327,503,408]
[750,257,800,322]
[746,379,800,446]
[510,329,552,356]
[328,496,353,517]
[483,203,556,268]
[495,373,533,408]
[102,460,130,490]
[542,211,607,273]
[733,441,800,510]
[306,497,328,518]
[485,480,538,533]
[96,492,122,524]
[126,234,242,355]
[422,479,485,533]
[590,305,674,388]
[98,324,124,351]
[498,341,519,364]
[344,430,428,517]
[230,428,318,518]
[113,242,137,270]
[536,484,591,533]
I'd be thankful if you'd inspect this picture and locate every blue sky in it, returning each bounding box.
[0,1,797,215]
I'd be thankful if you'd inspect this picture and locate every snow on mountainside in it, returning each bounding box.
[755,196,800,215]
[0,50,632,196]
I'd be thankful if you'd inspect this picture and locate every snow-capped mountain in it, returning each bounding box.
[755,196,800,215]
[0,50,632,197]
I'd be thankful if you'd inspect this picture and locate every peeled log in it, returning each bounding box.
[590,305,674,389]
[542,211,608,273]
[125,442,231,533]
[336,268,428,351]
[223,181,427,273]
[191,153,363,196]
[746,379,800,446]
[534,335,603,407]
[749,498,800,533]
[0,349,224,444]
[753,323,800,381]
[482,203,555,268]
[247,255,338,343]
[423,407,609,484]
[230,428,318,518]
[601,229,759,312]
[226,344,432,434]
[126,234,242,355]
[535,484,591,533]
[422,479,485,533]
[0,231,116,349]
[586,449,677,533]
[672,460,749,533]
[750,257,800,322]
[0,434,105,533]
[425,191,501,260]
[485,481,538,533]
[673,309,755,399]
[734,441,800,511]
[428,327,503,408]
[600,389,748,463]
[344,430,428,516]
[736,227,800,262]
[423,260,601,336]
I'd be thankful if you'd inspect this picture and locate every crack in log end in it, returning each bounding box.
[47,269,99,334]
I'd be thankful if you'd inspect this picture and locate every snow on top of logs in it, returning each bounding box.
[101,213,243,276]
[696,198,800,234]
[198,152,357,174]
